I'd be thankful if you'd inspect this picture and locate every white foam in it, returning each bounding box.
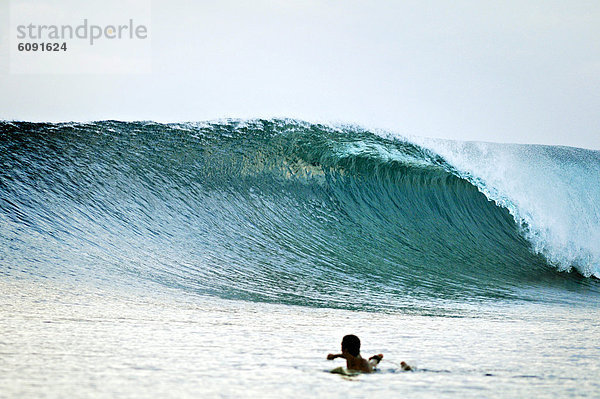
[406,137,600,278]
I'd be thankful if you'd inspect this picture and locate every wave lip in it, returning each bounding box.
[409,137,600,278]
[0,119,598,311]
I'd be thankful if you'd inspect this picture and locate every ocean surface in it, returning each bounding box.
[1,119,599,398]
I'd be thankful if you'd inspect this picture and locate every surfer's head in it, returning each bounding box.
[341,334,361,357]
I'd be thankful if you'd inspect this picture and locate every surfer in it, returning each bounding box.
[326,334,384,373]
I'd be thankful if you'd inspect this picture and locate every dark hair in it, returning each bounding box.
[342,334,361,357]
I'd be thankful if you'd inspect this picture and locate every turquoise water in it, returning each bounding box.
[1,119,599,397]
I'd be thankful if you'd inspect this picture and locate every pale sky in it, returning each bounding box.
[1,0,599,149]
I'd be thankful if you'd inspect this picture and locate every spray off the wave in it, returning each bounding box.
[411,137,600,278]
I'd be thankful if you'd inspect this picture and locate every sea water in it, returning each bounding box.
[2,279,599,398]
[1,119,599,398]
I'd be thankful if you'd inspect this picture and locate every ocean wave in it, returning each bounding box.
[1,119,598,310]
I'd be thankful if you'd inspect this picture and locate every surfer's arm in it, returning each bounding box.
[369,354,383,362]
[327,353,346,360]
[368,354,383,368]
